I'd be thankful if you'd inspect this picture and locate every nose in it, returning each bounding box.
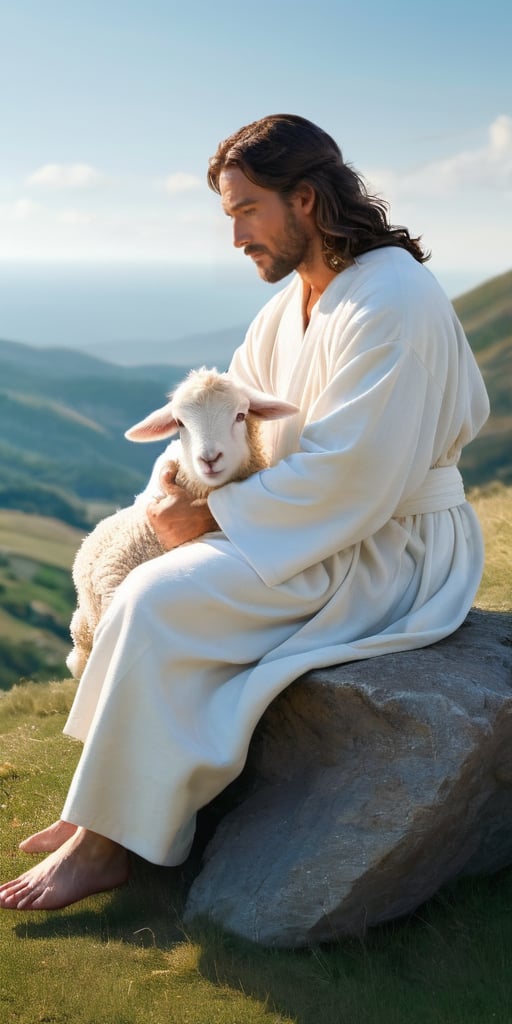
[233,219,250,249]
[200,451,222,470]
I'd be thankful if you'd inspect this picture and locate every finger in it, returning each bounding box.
[159,460,179,489]
[147,493,176,518]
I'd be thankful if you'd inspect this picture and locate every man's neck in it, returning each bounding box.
[300,265,339,329]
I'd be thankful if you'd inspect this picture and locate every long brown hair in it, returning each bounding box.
[208,114,429,269]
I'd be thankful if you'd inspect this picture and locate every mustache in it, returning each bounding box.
[244,245,270,256]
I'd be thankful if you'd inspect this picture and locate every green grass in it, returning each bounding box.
[0,510,84,570]
[2,693,512,1024]
[0,489,511,1023]
[0,512,83,688]
[471,483,512,612]
[0,606,29,641]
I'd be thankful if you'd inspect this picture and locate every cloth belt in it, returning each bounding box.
[393,466,466,517]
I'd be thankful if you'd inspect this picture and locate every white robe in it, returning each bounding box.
[63,248,490,866]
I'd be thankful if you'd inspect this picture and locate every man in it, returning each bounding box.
[0,114,489,911]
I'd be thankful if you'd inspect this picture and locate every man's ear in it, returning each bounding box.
[291,181,316,216]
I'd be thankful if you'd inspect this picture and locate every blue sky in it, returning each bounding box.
[0,0,511,293]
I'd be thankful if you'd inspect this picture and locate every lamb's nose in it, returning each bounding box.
[201,451,222,469]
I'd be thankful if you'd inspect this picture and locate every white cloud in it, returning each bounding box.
[489,114,512,153]
[26,163,104,189]
[0,119,509,280]
[0,198,42,221]
[57,209,97,225]
[163,172,202,195]
[366,115,512,200]
[0,196,224,262]
[13,198,41,219]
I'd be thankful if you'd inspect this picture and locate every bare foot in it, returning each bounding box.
[0,827,129,911]
[19,819,78,854]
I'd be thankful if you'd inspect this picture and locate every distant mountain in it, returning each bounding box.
[0,339,188,526]
[82,325,243,369]
[0,268,509,530]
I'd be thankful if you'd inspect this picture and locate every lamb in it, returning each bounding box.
[66,367,298,680]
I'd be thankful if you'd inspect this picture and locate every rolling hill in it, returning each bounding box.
[452,269,512,487]
[0,268,509,689]
[0,511,82,689]
[0,267,509,525]
[0,340,187,527]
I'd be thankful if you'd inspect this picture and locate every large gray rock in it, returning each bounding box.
[184,609,512,947]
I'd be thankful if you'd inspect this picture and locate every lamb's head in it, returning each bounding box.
[125,368,298,493]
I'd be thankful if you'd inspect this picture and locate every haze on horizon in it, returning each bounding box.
[0,0,510,352]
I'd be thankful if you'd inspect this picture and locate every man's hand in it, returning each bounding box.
[146,462,218,551]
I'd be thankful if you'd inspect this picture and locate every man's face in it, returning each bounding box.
[219,167,314,283]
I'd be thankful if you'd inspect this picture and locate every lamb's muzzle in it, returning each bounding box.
[126,367,298,497]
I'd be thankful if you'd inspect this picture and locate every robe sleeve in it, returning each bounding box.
[209,331,442,588]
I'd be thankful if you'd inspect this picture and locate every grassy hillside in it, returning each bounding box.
[0,266,510,524]
[0,512,84,689]
[0,488,510,1024]
[0,268,509,688]
[454,269,512,487]
[0,338,186,525]
[0,481,509,692]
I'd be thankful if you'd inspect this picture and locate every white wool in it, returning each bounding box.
[134,439,182,506]
[66,368,298,680]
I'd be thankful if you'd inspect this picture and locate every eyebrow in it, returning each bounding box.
[222,196,259,215]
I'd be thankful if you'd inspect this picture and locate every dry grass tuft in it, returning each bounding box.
[470,483,512,612]
[0,677,77,730]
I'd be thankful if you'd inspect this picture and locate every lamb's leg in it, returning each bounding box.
[67,510,166,680]
[66,607,94,680]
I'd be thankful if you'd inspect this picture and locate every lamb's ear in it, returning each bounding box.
[246,388,299,421]
[125,403,180,442]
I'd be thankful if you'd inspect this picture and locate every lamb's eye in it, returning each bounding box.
[235,412,246,422]
[175,419,184,428]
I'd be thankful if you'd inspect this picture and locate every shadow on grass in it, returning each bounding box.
[12,855,189,948]
[9,857,512,1023]
[186,869,512,1024]
[8,802,228,949]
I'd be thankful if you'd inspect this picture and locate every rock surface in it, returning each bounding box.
[184,609,512,947]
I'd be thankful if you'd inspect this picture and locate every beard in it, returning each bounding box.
[245,208,314,283]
